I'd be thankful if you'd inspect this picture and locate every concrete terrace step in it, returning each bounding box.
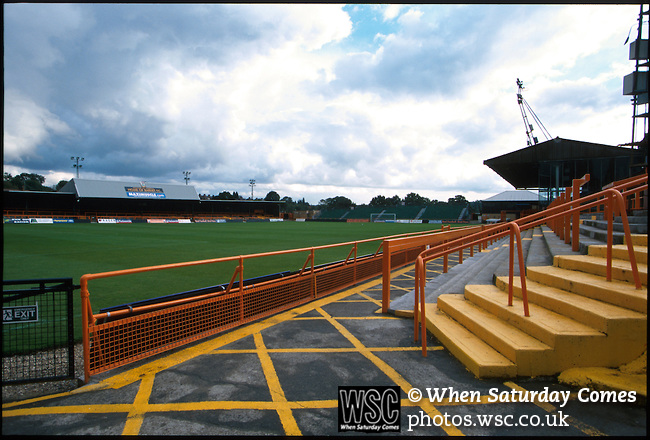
[588,244,648,265]
[627,234,648,247]
[554,254,648,286]
[436,294,553,376]
[495,275,647,337]
[526,265,648,313]
[423,304,517,378]
[492,228,552,279]
[581,218,647,234]
[462,285,642,371]
[579,224,626,245]
[388,235,513,313]
[463,284,604,352]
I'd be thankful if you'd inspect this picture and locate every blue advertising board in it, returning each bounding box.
[124,186,166,198]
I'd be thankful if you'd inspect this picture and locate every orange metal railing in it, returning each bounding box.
[412,171,647,356]
[80,228,446,382]
[380,224,485,313]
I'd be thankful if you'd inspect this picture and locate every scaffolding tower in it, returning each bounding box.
[622,4,649,171]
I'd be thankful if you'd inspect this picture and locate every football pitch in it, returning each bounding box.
[4,221,441,339]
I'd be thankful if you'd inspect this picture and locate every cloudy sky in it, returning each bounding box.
[3,3,641,204]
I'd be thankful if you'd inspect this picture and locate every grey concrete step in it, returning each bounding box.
[388,227,549,313]
[388,235,510,312]
[581,218,647,234]
[579,224,627,246]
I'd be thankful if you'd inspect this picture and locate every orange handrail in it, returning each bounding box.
[80,225,457,382]
[413,171,647,356]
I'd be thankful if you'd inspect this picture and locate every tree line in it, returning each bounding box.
[4,173,469,214]
[199,190,311,212]
[318,193,469,211]
[3,173,68,192]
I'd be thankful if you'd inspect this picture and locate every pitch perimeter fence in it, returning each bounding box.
[80,227,478,382]
[2,278,77,385]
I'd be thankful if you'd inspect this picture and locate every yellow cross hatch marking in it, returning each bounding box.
[254,333,302,435]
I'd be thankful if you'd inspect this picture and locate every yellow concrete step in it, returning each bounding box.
[437,294,553,376]
[423,303,517,378]
[554,254,647,286]
[464,285,635,370]
[588,244,647,265]
[495,275,647,337]
[464,284,605,349]
[527,265,647,313]
[627,234,647,247]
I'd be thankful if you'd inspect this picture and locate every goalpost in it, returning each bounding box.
[370,212,397,222]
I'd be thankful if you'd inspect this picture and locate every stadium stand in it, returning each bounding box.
[420,203,467,221]
[313,208,350,220]
[316,203,469,222]
[3,178,283,221]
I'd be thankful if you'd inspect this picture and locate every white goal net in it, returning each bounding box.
[370,213,397,222]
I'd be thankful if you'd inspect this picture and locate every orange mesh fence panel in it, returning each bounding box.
[83,229,446,379]
[355,256,384,283]
[89,292,244,375]
[315,265,355,298]
[242,276,314,320]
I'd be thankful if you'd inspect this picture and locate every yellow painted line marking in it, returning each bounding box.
[503,382,555,412]
[210,346,431,355]
[504,382,605,436]
[2,383,109,409]
[391,285,413,292]
[315,307,464,436]
[336,316,401,320]
[254,333,301,436]
[3,404,134,417]
[7,393,499,419]
[356,291,382,307]
[122,374,155,435]
[280,315,402,322]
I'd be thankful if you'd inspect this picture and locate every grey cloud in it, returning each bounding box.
[331,5,521,98]
[3,4,306,180]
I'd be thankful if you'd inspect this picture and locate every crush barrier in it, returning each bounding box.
[80,228,457,382]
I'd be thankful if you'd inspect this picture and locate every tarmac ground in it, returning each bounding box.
[2,257,647,436]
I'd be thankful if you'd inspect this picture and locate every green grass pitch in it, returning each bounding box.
[4,221,442,340]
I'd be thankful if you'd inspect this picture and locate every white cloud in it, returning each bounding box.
[2,4,641,205]
[383,5,405,22]
[3,90,74,162]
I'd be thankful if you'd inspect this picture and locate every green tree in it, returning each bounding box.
[447,195,468,204]
[3,173,19,190]
[319,196,354,210]
[404,192,430,206]
[387,195,402,206]
[55,180,69,191]
[215,191,234,200]
[264,191,280,201]
[4,173,52,191]
[369,195,387,207]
